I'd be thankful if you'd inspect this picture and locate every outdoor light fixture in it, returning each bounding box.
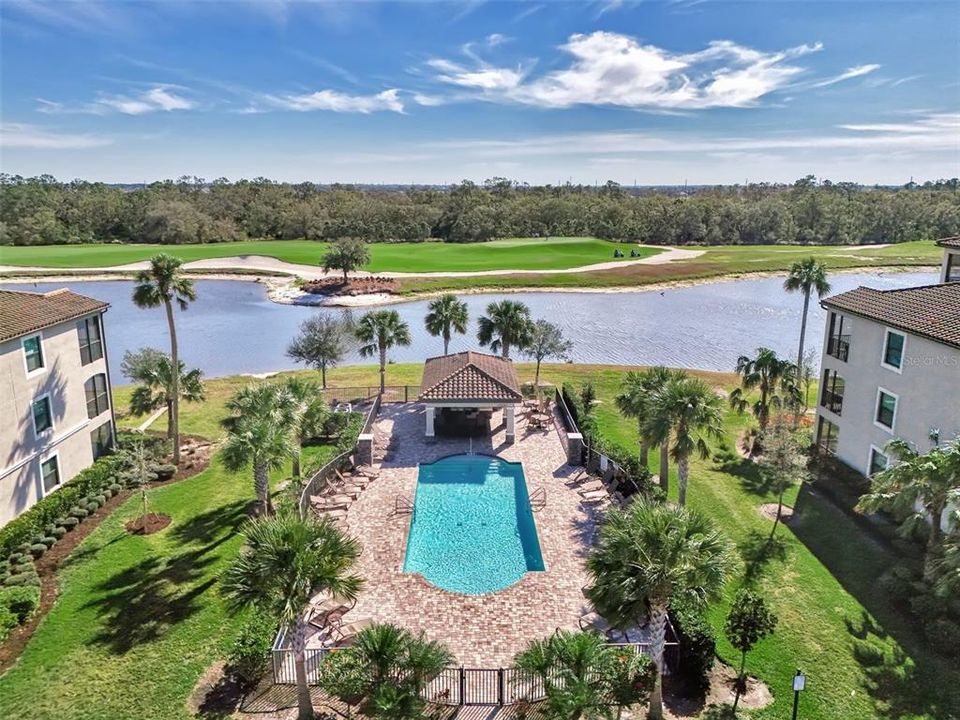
[792,669,806,720]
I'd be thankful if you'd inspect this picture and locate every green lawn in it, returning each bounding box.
[0,237,659,273]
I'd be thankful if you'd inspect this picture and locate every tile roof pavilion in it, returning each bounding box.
[419,351,522,404]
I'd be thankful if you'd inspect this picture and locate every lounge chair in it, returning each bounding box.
[579,489,608,501]
[578,611,613,637]
[336,469,369,490]
[348,455,379,479]
[327,617,374,646]
[308,598,352,630]
[577,480,605,494]
[311,495,351,511]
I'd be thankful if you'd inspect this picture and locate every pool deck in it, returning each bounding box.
[311,402,603,666]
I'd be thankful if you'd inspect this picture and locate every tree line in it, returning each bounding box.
[2,173,958,247]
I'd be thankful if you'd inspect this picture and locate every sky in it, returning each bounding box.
[1,0,958,185]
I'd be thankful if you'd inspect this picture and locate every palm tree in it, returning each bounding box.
[125,351,205,440]
[729,347,800,435]
[221,509,363,720]
[615,367,680,493]
[858,438,960,579]
[355,310,412,393]
[132,253,197,464]
[643,376,725,506]
[586,500,733,720]
[424,294,469,355]
[220,383,299,515]
[784,258,830,380]
[283,377,328,479]
[476,300,532,359]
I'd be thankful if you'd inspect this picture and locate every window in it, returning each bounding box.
[77,316,103,365]
[868,446,889,476]
[875,389,897,431]
[826,312,850,362]
[816,416,840,456]
[40,455,61,495]
[85,374,109,418]
[947,253,960,282]
[882,330,905,371]
[22,335,45,373]
[32,396,53,435]
[820,370,845,415]
[91,422,113,459]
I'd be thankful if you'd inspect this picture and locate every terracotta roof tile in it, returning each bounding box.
[822,282,960,348]
[936,236,960,249]
[419,351,522,403]
[0,288,109,343]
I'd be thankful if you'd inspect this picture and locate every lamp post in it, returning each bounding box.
[791,668,806,720]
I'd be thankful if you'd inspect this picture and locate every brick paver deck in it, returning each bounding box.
[310,403,603,666]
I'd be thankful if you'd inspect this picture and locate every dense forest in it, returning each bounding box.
[1,174,958,247]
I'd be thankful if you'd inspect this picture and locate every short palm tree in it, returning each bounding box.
[784,258,830,380]
[221,509,363,720]
[132,253,197,464]
[615,367,680,492]
[424,294,469,355]
[586,500,734,720]
[477,300,532,358]
[729,347,800,435]
[355,310,412,393]
[220,383,299,515]
[283,377,328,479]
[858,438,960,579]
[127,354,205,439]
[643,376,725,506]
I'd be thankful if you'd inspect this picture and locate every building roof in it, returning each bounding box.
[419,351,522,403]
[937,236,960,250]
[822,282,960,349]
[0,288,109,343]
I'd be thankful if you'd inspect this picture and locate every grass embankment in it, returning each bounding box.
[0,237,658,273]
[4,363,956,719]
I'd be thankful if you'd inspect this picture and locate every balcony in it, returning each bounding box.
[820,389,844,415]
[827,334,851,362]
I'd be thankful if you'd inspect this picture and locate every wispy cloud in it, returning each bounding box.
[37,86,196,116]
[4,0,132,34]
[266,88,404,113]
[511,3,544,23]
[807,64,881,88]
[0,122,112,149]
[288,50,360,85]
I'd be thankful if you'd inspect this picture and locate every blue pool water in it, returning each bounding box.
[403,455,545,595]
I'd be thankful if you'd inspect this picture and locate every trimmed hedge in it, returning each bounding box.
[0,585,41,624]
[670,600,717,697]
[225,609,278,688]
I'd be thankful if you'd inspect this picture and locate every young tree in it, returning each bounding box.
[424,293,469,355]
[784,258,830,380]
[126,438,157,529]
[615,367,680,492]
[355,310,412,393]
[521,319,573,386]
[729,348,800,435]
[121,348,205,439]
[221,509,363,720]
[724,590,778,714]
[323,238,370,282]
[757,416,810,540]
[132,253,197,464]
[643,375,725,506]
[286,313,353,388]
[477,299,532,358]
[220,383,299,515]
[587,500,734,720]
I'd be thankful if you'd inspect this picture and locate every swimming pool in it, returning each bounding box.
[402,454,545,595]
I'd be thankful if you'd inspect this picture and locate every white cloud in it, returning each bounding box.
[0,122,112,149]
[807,64,881,88]
[37,86,195,115]
[426,32,824,110]
[143,87,194,111]
[267,88,404,113]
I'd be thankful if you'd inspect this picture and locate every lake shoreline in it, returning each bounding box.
[0,264,936,308]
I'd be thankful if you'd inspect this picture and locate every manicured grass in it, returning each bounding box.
[0,237,659,273]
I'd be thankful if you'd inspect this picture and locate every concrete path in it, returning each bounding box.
[137,406,167,432]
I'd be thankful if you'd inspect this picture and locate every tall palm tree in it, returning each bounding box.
[586,500,733,720]
[424,294,469,355]
[132,253,197,464]
[729,347,800,435]
[858,438,960,580]
[476,300,532,358]
[220,383,299,515]
[126,353,205,440]
[784,258,830,380]
[615,367,680,492]
[643,376,725,506]
[283,377,328,479]
[355,310,412,393]
[221,509,363,720]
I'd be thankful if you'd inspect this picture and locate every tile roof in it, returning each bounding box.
[0,288,109,343]
[420,351,522,403]
[822,282,960,349]
[937,236,960,249]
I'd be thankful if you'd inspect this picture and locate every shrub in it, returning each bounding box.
[95,494,107,506]
[59,516,78,530]
[70,507,89,520]
[29,544,47,559]
[225,610,278,687]
[878,565,916,604]
[40,536,57,549]
[925,618,960,657]
[670,600,717,697]
[0,585,41,624]
[50,526,67,540]
[7,552,25,565]
[0,607,18,642]
[11,561,34,575]
[154,464,177,481]
[4,572,39,587]
[109,483,123,494]
[910,589,949,620]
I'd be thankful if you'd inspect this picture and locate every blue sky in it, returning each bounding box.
[1,0,958,184]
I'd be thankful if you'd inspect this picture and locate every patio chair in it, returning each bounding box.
[578,611,613,637]
[308,597,353,630]
[348,455,379,479]
[579,489,608,501]
[335,469,369,491]
[325,481,360,500]
[577,480,605,494]
[326,617,374,646]
[311,495,351,511]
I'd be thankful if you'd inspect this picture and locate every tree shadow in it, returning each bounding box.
[169,498,252,548]
[737,530,789,587]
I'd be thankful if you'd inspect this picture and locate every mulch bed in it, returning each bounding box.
[125,512,172,535]
[301,277,398,296]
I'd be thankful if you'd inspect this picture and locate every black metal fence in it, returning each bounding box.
[323,385,420,405]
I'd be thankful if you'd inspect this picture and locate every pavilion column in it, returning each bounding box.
[425,406,436,439]
[505,405,515,443]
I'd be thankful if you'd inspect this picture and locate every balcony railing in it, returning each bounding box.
[820,389,844,415]
[827,335,851,362]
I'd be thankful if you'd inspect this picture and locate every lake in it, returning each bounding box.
[4,271,935,379]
